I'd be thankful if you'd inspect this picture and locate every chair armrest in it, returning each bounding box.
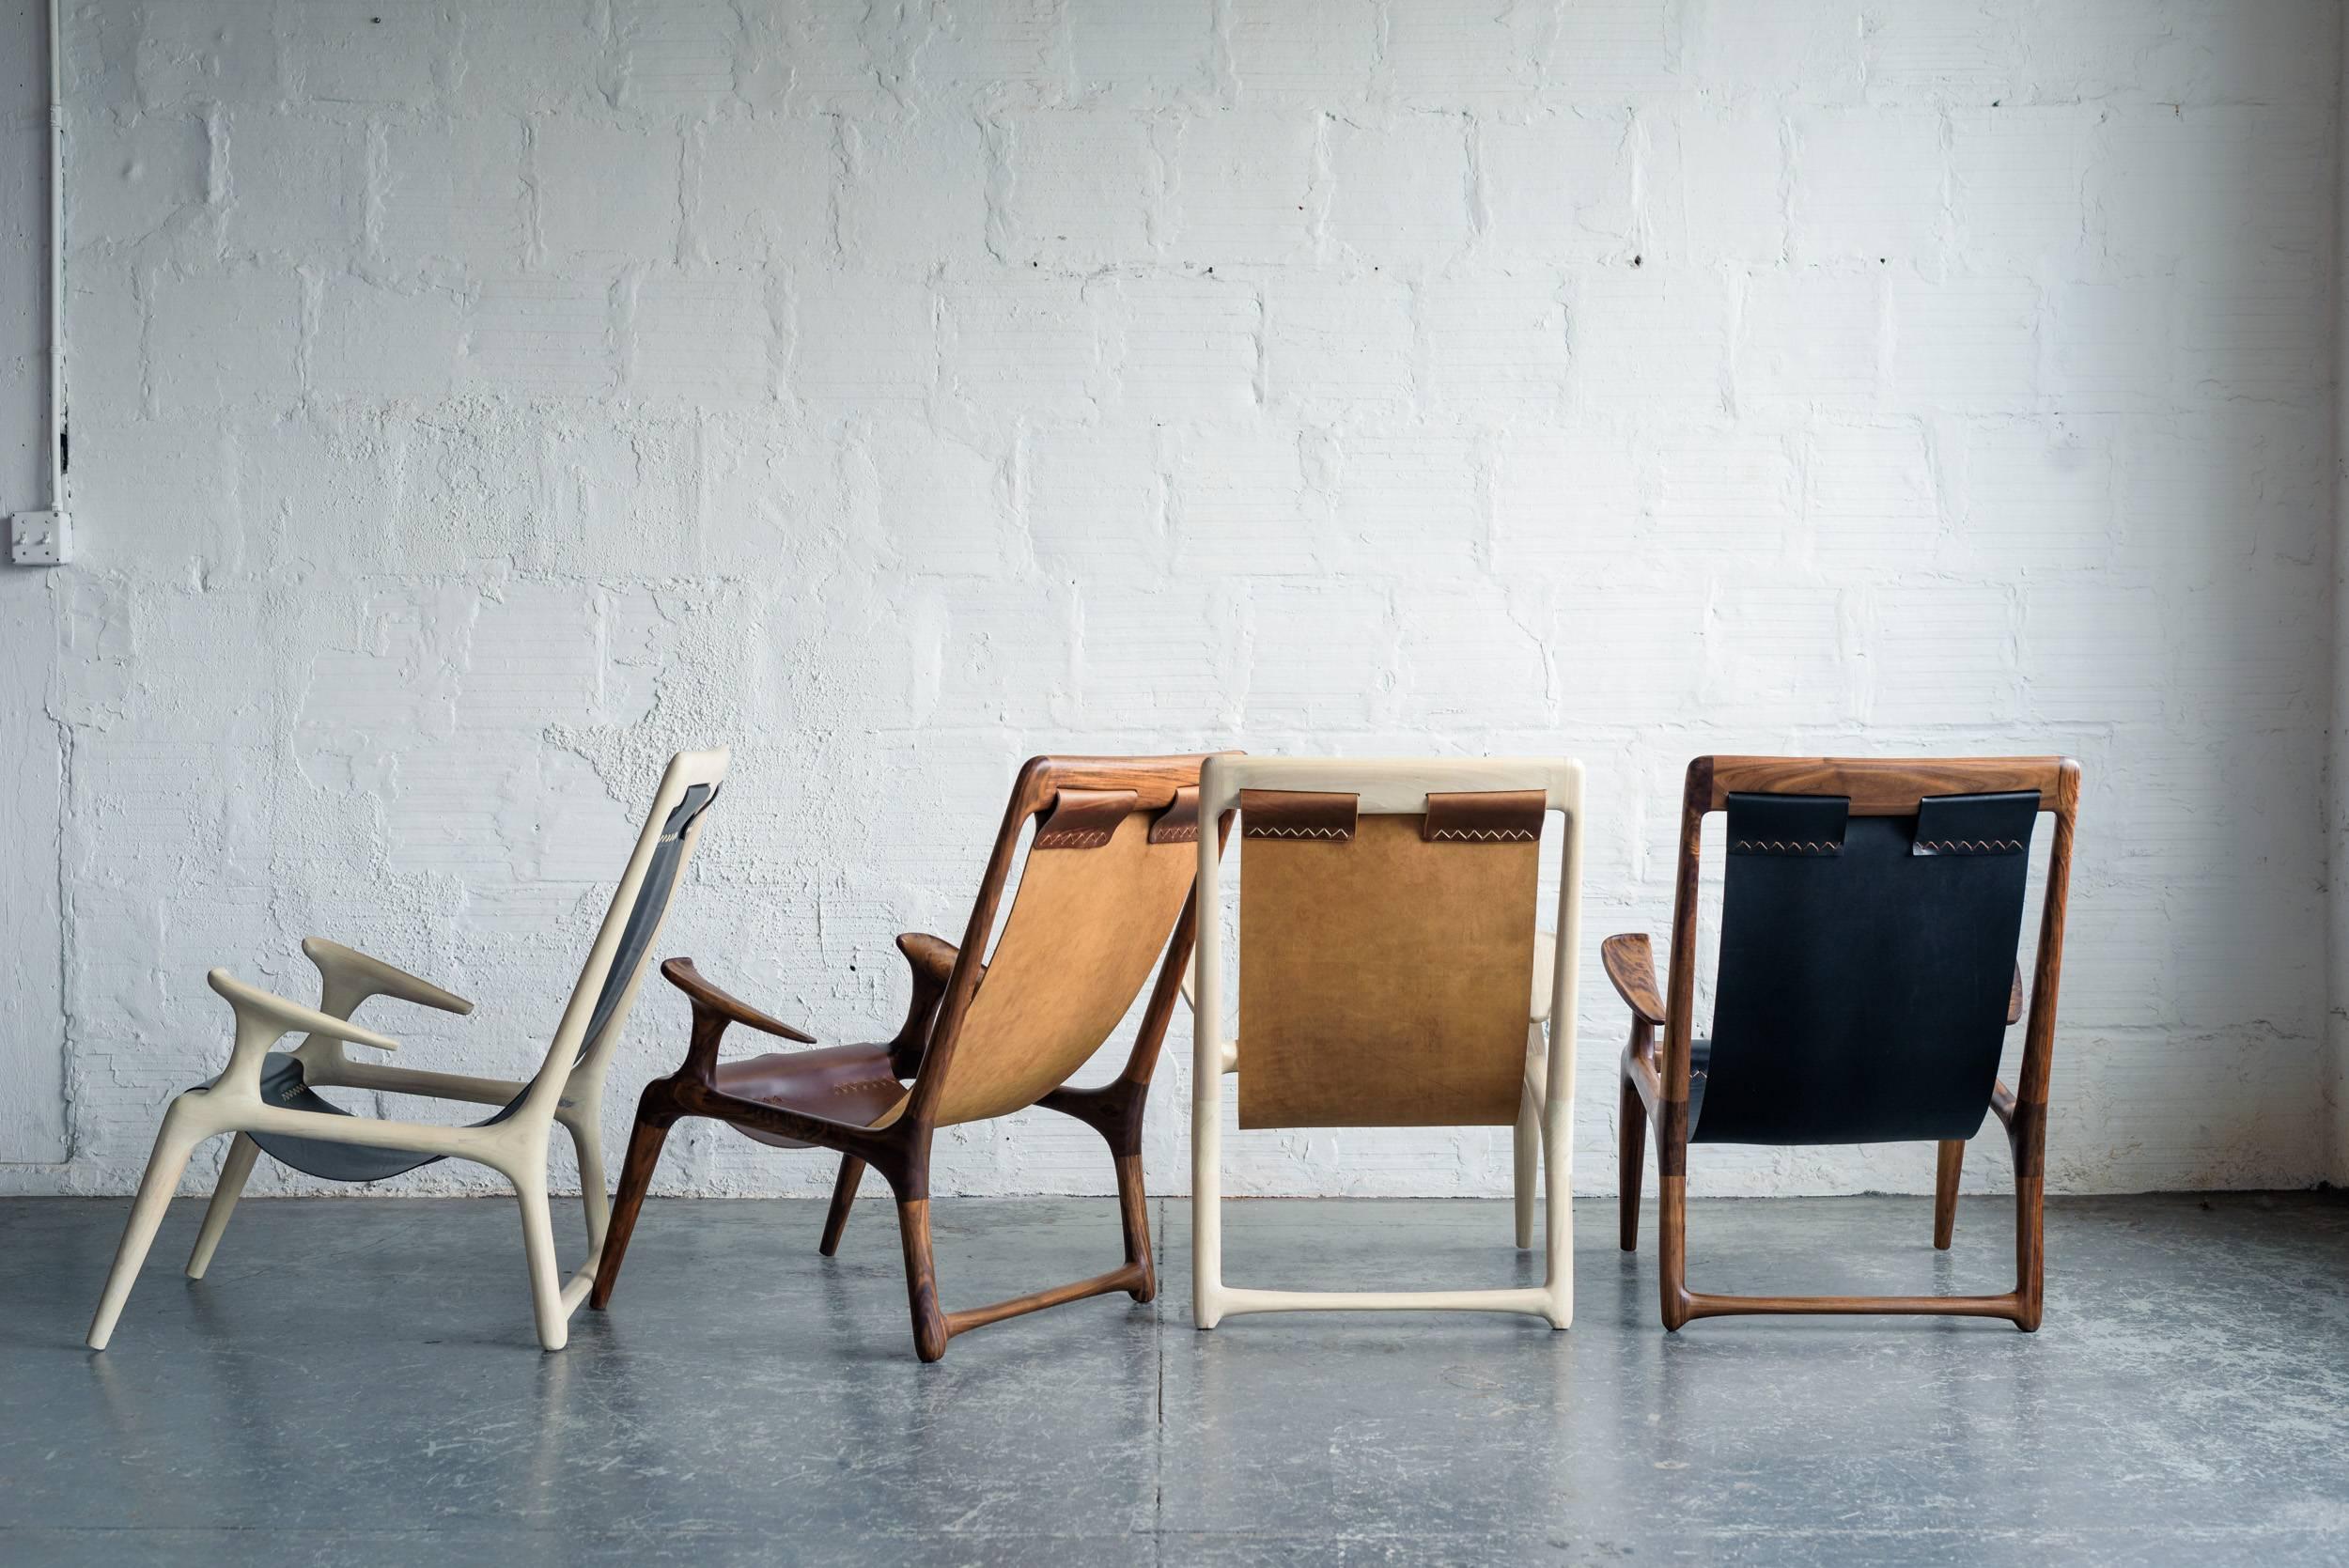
[898,932,959,987]
[1601,934,1666,1027]
[210,970,399,1093]
[661,958,817,1043]
[888,932,977,1070]
[303,937,474,1017]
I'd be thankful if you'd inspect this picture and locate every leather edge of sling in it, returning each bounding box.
[1725,791,1849,857]
[1148,784,1201,844]
[1422,789,1547,844]
[1238,788,1358,842]
[1033,787,1140,850]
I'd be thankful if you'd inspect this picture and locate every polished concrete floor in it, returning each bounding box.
[4,1189,2345,1566]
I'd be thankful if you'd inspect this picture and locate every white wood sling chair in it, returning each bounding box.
[1190,755,1585,1329]
[86,746,729,1353]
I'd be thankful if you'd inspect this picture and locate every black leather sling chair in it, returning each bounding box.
[1610,755,2080,1331]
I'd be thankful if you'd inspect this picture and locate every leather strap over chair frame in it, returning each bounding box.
[1612,755,2080,1332]
[590,754,1232,1362]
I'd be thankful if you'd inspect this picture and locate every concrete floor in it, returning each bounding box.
[4,1190,2345,1566]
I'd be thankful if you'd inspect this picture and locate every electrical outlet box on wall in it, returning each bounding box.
[9,510,70,566]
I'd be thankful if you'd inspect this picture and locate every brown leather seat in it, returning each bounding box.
[715,1044,907,1147]
[591,753,1226,1362]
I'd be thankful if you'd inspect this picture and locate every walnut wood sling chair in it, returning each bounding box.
[1612,755,2080,1331]
[87,747,730,1352]
[1190,756,1585,1329]
[590,753,1230,1362]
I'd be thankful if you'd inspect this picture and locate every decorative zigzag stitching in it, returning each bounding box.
[1919,837,2023,853]
[1734,838,1840,854]
[1430,828,1538,842]
[1245,826,1350,839]
[1034,829,1112,847]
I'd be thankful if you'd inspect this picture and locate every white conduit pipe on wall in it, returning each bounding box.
[44,0,63,514]
[9,0,69,565]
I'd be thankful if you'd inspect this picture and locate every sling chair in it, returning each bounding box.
[1189,755,1585,1329]
[86,747,729,1352]
[590,753,1229,1362]
[1613,754,2080,1330]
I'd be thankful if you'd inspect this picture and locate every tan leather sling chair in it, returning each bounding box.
[591,753,1230,1361]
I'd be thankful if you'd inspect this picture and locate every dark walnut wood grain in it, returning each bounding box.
[1601,934,1666,1026]
[661,957,817,1043]
[1615,754,2079,1333]
[591,753,1235,1362]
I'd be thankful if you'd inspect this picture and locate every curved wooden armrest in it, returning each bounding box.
[661,958,817,1043]
[212,970,403,1051]
[888,932,979,1068]
[897,932,960,986]
[303,937,474,1017]
[1601,934,1666,1027]
[210,969,400,1095]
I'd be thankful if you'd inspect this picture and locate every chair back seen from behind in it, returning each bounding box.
[1190,755,1584,1331]
[915,755,1218,1127]
[1669,756,2076,1149]
[1698,780,2039,1144]
[1225,776,1558,1130]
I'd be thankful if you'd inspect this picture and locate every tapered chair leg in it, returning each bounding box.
[87,1107,207,1350]
[589,1110,674,1311]
[1658,1170,1690,1331]
[568,1110,612,1260]
[185,1132,261,1280]
[1112,1149,1156,1302]
[1934,1140,1964,1250]
[894,1189,951,1363]
[1513,1092,1539,1251]
[514,1169,568,1351]
[1619,1071,1646,1252]
[819,1156,864,1256]
[2014,1174,2046,1332]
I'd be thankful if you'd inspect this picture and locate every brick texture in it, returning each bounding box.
[0,0,2339,1202]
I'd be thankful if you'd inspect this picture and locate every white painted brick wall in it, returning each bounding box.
[0,0,2340,1205]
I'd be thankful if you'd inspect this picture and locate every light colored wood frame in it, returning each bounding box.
[1190,755,1585,1329]
[86,747,731,1353]
[1616,754,2079,1331]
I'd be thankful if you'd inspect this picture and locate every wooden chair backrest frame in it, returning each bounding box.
[1657,756,2080,1171]
[521,747,731,1117]
[910,754,1229,1128]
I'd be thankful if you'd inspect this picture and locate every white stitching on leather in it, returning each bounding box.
[1034,828,1114,847]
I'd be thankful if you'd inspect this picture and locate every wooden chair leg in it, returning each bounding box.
[1112,1149,1156,1303]
[1513,1090,1539,1251]
[894,1189,951,1363]
[513,1168,568,1351]
[1658,1171,1690,1330]
[186,1132,261,1280]
[87,1106,207,1350]
[819,1156,864,1256]
[1934,1140,1964,1250]
[588,1100,675,1312]
[568,1107,612,1261]
[1619,1070,1646,1252]
[2014,1173,2045,1331]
